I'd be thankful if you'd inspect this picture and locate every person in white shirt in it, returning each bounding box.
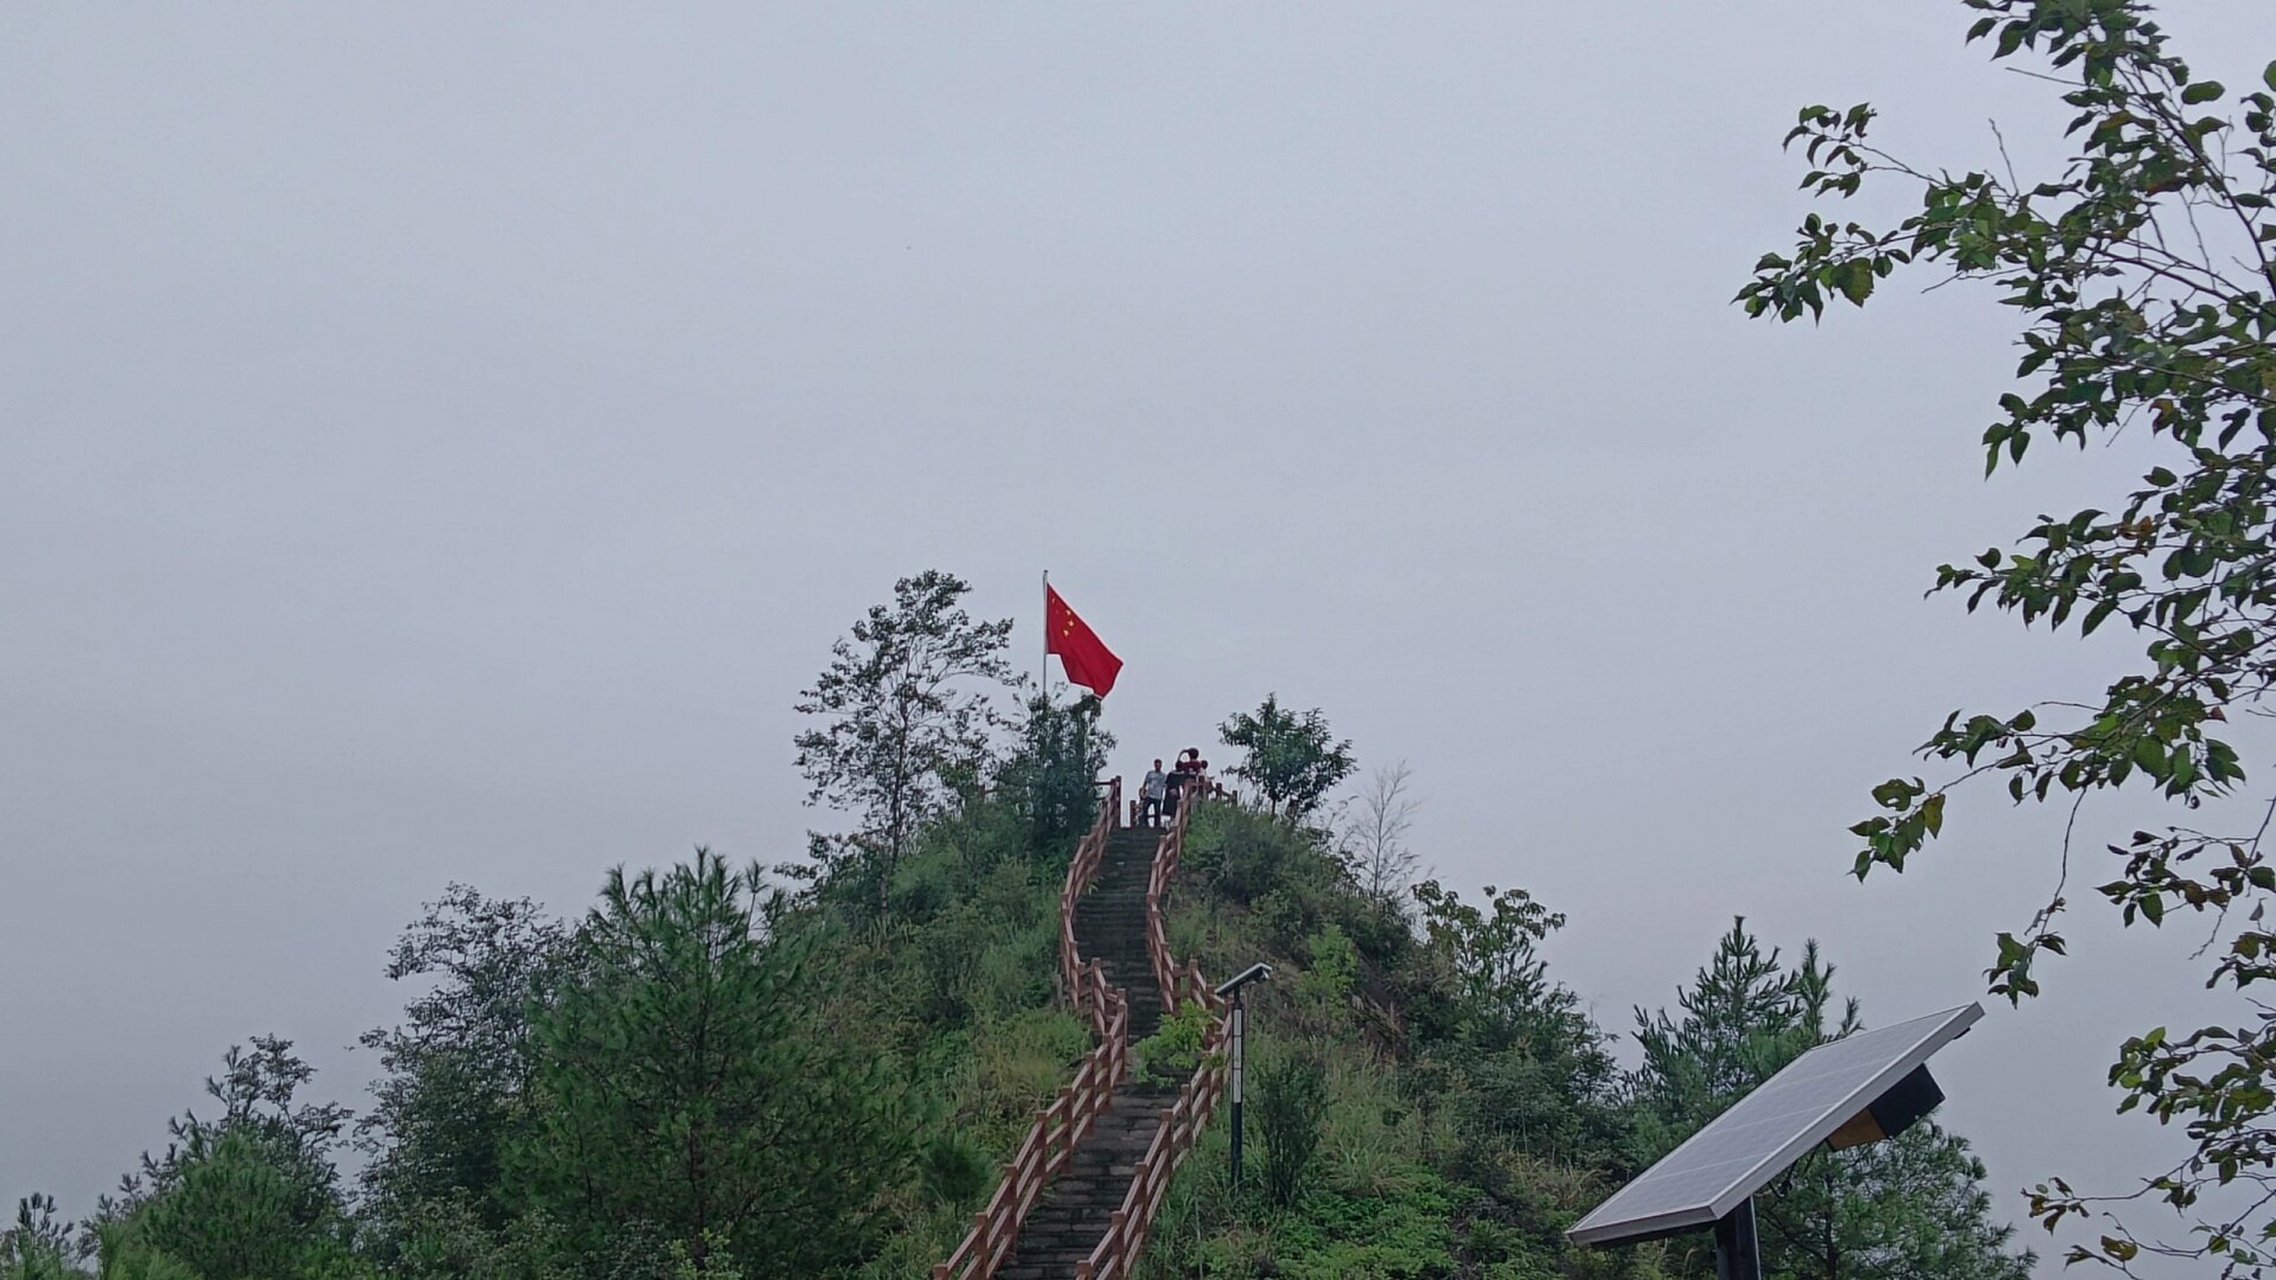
[1140,760,1168,827]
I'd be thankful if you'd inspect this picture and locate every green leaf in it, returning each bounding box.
[2182,81,2226,106]
[1838,263,1875,306]
[2133,737,2166,774]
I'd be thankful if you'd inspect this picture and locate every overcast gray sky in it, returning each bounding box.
[7,3,2274,1269]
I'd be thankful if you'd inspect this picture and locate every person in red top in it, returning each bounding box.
[1174,748,1228,801]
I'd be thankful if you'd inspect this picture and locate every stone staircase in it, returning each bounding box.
[999,826,1176,1280]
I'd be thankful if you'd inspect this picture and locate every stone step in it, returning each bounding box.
[999,824,1190,1277]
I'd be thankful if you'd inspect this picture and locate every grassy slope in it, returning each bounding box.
[1137,804,1677,1280]
[845,798,1683,1279]
[817,801,1092,1279]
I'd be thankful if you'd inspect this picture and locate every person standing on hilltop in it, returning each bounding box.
[1140,759,1168,828]
[1176,747,1226,801]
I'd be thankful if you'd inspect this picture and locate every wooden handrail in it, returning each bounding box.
[1079,788,1232,1280]
[933,777,1125,1280]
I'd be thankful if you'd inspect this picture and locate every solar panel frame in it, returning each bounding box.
[1568,1002,1983,1246]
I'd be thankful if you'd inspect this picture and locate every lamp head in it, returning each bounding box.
[1215,962,1273,998]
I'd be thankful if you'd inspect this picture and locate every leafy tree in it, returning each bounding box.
[1740,0,2276,1269]
[1409,880,1626,1176]
[1413,880,1578,1055]
[1788,1124,2039,1280]
[378,1197,573,1280]
[359,886,573,1240]
[1218,694,1355,821]
[993,692,1114,858]
[112,1036,352,1222]
[1627,920,2032,1280]
[511,849,912,1275]
[97,1038,364,1280]
[795,570,1018,912]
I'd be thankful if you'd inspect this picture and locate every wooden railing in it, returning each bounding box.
[1145,793,1221,1015]
[933,778,1127,1280]
[1078,786,1232,1280]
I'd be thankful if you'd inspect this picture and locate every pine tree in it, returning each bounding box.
[1627,919,2034,1280]
[511,850,912,1274]
[0,1196,89,1280]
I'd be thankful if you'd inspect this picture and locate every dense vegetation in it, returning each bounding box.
[0,758,2036,1280]
[0,561,2036,1279]
[1135,804,2032,1280]
[0,697,1109,1280]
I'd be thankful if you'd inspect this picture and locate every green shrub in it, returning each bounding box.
[1262,1180,1463,1279]
[1255,1051,1329,1208]
[960,918,1056,1022]
[383,1199,573,1280]
[1300,924,1359,1006]
[919,1132,993,1208]
[665,1234,743,1280]
[1134,1001,1215,1084]
[888,853,959,922]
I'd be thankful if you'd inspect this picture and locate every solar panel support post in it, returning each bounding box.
[1713,1199,1761,1280]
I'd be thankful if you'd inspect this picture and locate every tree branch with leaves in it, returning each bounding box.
[1742,1,2276,1271]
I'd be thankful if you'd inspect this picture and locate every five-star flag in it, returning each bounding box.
[1046,585,1122,698]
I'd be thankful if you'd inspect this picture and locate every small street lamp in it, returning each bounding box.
[1214,961,1273,1190]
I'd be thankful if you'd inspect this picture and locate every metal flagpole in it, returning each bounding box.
[1041,569,1050,705]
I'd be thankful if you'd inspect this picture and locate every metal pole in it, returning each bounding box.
[1713,1198,1762,1280]
[1228,990,1247,1189]
[1041,569,1050,705]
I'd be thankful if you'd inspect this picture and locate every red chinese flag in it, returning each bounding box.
[1046,586,1123,697]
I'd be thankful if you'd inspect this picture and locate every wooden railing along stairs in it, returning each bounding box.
[932,776,1232,1280]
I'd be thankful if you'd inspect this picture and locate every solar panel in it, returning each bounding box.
[1569,1002,1983,1246]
